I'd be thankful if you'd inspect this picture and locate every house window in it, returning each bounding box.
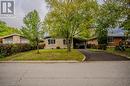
[63,39,71,45]
[48,39,55,44]
[4,37,13,44]
[63,39,67,45]
[108,37,114,42]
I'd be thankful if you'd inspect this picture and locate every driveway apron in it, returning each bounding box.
[79,49,130,61]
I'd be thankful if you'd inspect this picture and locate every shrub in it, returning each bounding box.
[56,46,60,49]
[98,44,107,50]
[39,44,45,49]
[0,43,45,58]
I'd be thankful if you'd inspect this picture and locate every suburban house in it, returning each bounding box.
[1,28,129,49]
[44,36,72,49]
[107,36,125,47]
[44,36,87,49]
[0,34,86,49]
[87,28,129,47]
[87,36,126,47]
[44,37,86,49]
[0,34,29,44]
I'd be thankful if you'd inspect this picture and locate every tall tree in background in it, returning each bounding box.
[0,21,6,33]
[21,10,44,54]
[0,20,20,36]
[45,0,98,52]
[96,0,125,48]
[122,0,130,37]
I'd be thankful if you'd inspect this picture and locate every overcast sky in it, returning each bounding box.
[0,0,48,28]
[0,0,103,28]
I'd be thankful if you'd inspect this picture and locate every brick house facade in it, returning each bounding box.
[87,36,127,47]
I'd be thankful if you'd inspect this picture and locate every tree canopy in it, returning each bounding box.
[45,0,98,51]
[95,0,127,45]
[21,10,44,53]
[0,20,20,36]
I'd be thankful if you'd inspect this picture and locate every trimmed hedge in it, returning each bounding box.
[0,43,45,58]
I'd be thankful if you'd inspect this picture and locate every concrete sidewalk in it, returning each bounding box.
[0,62,130,86]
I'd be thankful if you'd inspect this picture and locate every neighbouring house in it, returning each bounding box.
[107,28,126,47]
[87,28,129,47]
[107,36,125,47]
[87,36,126,47]
[0,34,29,44]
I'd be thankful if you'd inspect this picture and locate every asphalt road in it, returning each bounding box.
[0,62,130,86]
[79,49,130,61]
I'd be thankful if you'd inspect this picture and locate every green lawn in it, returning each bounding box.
[0,49,84,61]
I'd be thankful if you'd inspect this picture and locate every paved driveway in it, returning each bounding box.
[0,62,130,86]
[79,49,130,61]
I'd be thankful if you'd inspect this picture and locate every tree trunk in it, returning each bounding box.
[67,38,72,52]
[36,38,40,54]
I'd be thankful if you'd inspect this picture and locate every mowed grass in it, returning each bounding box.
[0,49,84,61]
[88,49,103,52]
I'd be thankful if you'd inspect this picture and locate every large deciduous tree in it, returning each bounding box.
[96,0,125,47]
[21,10,44,54]
[121,0,130,37]
[44,0,98,52]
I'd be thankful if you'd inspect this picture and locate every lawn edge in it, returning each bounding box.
[0,60,80,63]
[88,49,130,59]
[104,51,130,59]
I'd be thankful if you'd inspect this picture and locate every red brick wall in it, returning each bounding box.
[108,37,122,46]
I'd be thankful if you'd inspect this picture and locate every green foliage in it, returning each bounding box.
[97,1,124,28]
[96,0,126,45]
[21,10,44,53]
[45,0,98,51]
[0,20,20,36]
[0,44,45,58]
[123,15,130,33]
[97,29,108,45]
[0,44,32,58]
[121,1,130,35]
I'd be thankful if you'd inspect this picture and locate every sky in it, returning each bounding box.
[0,0,49,28]
[0,0,105,28]
[1,0,124,35]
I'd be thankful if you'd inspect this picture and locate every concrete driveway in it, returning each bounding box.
[0,62,130,86]
[79,49,130,61]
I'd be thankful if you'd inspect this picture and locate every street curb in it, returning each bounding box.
[82,55,86,62]
[0,61,79,63]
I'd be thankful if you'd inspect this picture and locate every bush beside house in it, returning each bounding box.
[0,43,45,58]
